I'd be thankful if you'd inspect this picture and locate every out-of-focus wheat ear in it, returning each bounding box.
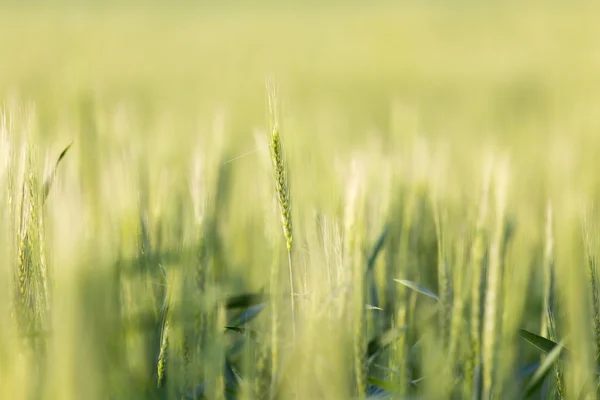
[543,201,564,398]
[5,134,20,331]
[189,148,212,374]
[266,77,295,342]
[37,179,50,316]
[541,202,555,339]
[582,213,600,365]
[466,159,492,395]
[254,130,283,400]
[156,265,170,388]
[482,161,508,399]
[190,151,206,294]
[342,156,367,398]
[157,318,170,389]
[390,188,416,396]
[206,301,227,400]
[26,152,49,339]
[14,143,36,335]
[433,199,451,347]
[448,235,466,369]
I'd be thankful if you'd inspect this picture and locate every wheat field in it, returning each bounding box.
[2,2,600,399]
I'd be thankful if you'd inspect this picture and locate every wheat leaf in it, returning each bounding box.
[395,279,440,302]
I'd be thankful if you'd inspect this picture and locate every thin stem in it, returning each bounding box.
[287,250,296,344]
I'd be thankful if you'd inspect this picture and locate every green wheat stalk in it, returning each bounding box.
[157,264,170,388]
[433,200,451,347]
[466,162,492,395]
[544,202,564,398]
[482,164,508,399]
[583,220,600,364]
[266,78,295,342]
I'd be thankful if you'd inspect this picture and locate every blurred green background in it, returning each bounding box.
[2,1,600,193]
[3,2,600,398]
[2,1,599,215]
[2,2,600,145]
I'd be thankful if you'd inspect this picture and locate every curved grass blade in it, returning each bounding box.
[227,303,266,328]
[394,279,440,302]
[365,226,388,311]
[525,339,564,397]
[366,225,389,273]
[43,141,73,202]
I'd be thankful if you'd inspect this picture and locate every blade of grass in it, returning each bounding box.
[366,225,389,274]
[519,329,567,356]
[525,339,565,397]
[394,279,440,302]
[42,141,73,202]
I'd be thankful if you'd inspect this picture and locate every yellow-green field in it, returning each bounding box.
[2,2,600,399]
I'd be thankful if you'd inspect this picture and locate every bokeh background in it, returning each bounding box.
[3,1,600,399]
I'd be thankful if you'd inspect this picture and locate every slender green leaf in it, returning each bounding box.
[365,226,388,309]
[394,279,440,302]
[367,225,389,273]
[43,141,73,202]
